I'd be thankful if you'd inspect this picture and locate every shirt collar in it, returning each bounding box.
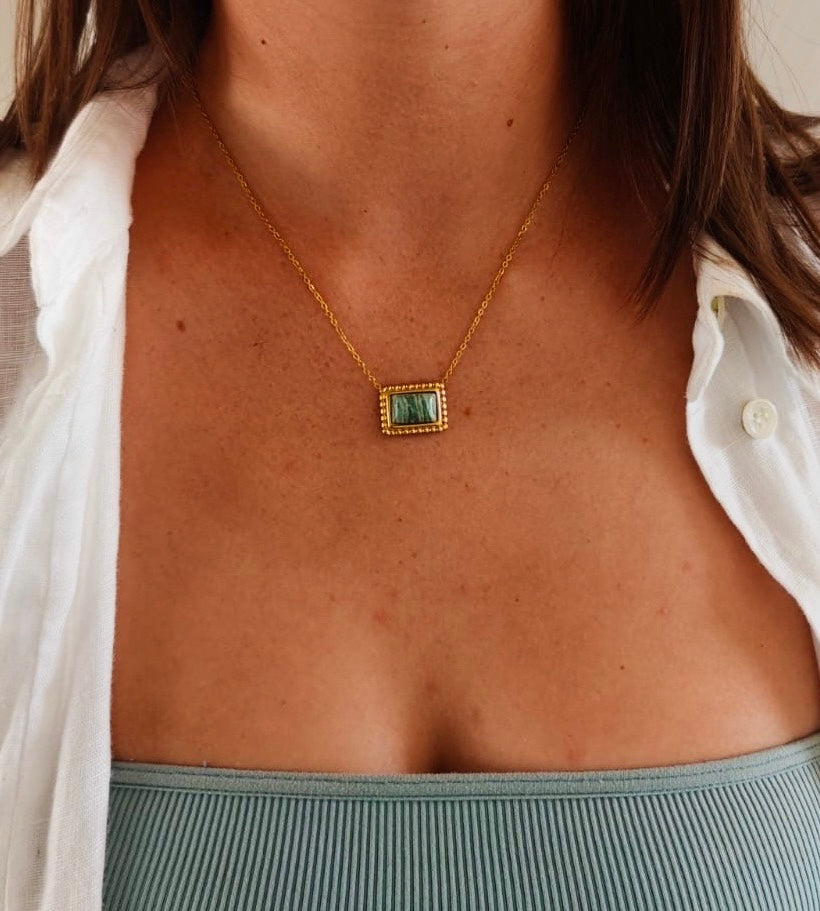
[0,45,163,262]
[693,231,820,397]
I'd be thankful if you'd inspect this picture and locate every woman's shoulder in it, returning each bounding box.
[0,44,163,258]
[0,148,38,255]
[0,48,163,433]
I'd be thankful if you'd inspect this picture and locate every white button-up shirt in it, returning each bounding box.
[1,48,820,910]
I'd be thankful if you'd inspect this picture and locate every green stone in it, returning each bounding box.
[390,390,439,426]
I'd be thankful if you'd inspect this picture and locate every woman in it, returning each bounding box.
[2,0,820,907]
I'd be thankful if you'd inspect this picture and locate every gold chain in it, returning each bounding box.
[192,86,584,393]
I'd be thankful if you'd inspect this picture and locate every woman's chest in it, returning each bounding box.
[111,248,820,774]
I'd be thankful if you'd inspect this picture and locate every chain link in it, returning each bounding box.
[192,86,585,392]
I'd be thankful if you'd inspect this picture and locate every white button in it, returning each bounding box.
[741,399,778,439]
[711,296,727,329]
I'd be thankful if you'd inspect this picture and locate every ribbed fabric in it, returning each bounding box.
[103,730,820,910]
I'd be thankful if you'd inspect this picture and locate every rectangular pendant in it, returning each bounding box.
[379,382,448,435]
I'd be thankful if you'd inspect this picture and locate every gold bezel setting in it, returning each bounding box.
[379,382,448,435]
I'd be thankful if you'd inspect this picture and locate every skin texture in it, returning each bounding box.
[110,0,820,773]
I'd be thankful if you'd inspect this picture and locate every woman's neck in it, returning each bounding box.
[192,0,581,259]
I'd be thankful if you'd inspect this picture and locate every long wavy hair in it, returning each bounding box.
[2,0,820,373]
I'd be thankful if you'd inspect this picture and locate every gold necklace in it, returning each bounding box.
[192,86,584,436]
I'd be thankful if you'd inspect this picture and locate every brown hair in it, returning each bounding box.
[3,0,820,374]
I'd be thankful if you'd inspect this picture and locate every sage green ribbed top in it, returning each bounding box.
[104,729,820,910]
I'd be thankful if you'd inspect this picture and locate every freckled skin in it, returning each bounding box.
[111,89,820,775]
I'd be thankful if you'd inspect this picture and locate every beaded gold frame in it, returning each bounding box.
[379,382,448,435]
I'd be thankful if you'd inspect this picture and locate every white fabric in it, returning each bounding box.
[1,45,820,910]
